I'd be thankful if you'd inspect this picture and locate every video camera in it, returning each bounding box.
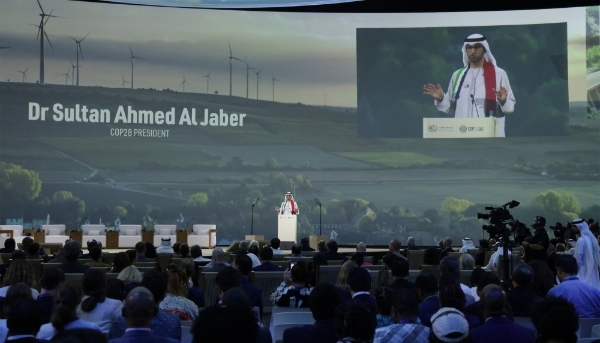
[477,200,520,239]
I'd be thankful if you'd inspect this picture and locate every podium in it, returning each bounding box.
[33,230,46,243]
[142,230,154,244]
[176,229,191,244]
[68,230,83,245]
[278,215,297,243]
[106,231,119,249]
[423,117,497,138]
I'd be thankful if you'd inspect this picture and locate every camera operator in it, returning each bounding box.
[521,216,549,263]
[551,222,566,240]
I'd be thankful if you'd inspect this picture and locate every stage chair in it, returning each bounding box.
[367,265,386,272]
[285,257,312,264]
[448,252,463,260]
[188,225,217,248]
[200,272,219,307]
[106,273,119,280]
[300,251,318,257]
[316,265,342,285]
[117,225,143,248]
[103,253,116,265]
[64,273,84,283]
[407,250,425,270]
[81,225,107,247]
[41,225,68,244]
[363,256,374,264]
[408,270,420,283]
[153,225,177,247]
[252,271,285,326]
[136,267,154,273]
[466,249,478,259]
[368,270,382,296]
[181,320,193,327]
[134,262,157,269]
[327,260,344,266]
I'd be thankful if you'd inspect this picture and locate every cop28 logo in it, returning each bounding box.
[428,125,438,132]
[459,125,468,133]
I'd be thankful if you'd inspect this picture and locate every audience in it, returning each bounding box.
[428,308,470,343]
[215,267,242,305]
[289,244,302,257]
[86,247,110,268]
[57,241,89,274]
[172,243,181,256]
[465,272,510,324]
[135,242,154,262]
[179,244,190,258]
[527,260,555,298]
[125,250,137,265]
[474,239,490,266]
[37,281,101,339]
[0,259,39,297]
[300,237,315,251]
[38,267,65,324]
[415,273,439,327]
[117,266,143,294]
[335,261,358,301]
[374,287,395,329]
[232,255,263,318]
[110,253,131,274]
[530,297,579,343]
[5,299,45,343]
[160,264,199,321]
[506,263,543,317]
[105,279,126,302]
[108,287,179,343]
[439,256,472,300]
[317,240,327,253]
[0,239,16,253]
[183,259,205,308]
[335,301,377,343]
[469,267,485,301]
[220,288,271,343]
[423,247,441,266]
[460,238,475,253]
[144,243,157,260]
[81,240,100,259]
[438,282,479,329]
[270,261,311,307]
[156,238,174,254]
[324,241,345,261]
[383,239,405,268]
[52,328,107,343]
[373,287,429,343]
[190,245,211,265]
[204,248,229,272]
[77,269,123,335]
[1,282,34,321]
[252,246,285,271]
[191,303,258,343]
[350,252,365,267]
[347,267,377,314]
[469,284,535,343]
[439,238,454,258]
[459,253,475,270]
[388,256,418,296]
[271,238,286,255]
[236,241,260,267]
[404,237,420,255]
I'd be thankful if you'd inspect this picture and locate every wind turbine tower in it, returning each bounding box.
[203,71,212,94]
[252,67,263,100]
[60,69,70,85]
[68,33,89,86]
[35,0,59,85]
[244,57,255,99]
[228,41,242,96]
[129,45,144,89]
[121,75,129,88]
[180,75,189,93]
[271,74,280,102]
[69,60,76,86]
[18,68,29,83]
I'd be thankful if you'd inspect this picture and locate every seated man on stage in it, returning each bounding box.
[275,192,299,215]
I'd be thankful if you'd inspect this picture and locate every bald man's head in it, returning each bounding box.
[122,287,157,328]
[480,284,506,318]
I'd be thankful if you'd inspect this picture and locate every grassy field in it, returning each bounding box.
[336,151,444,167]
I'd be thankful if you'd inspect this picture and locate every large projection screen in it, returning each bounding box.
[0,1,598,246]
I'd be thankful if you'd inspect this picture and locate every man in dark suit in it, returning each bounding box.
[415,273,439,327]
[388,256,418,296]
[216,267,243,304]
[252,246,284,272]
[57,240,89,273]
[109,287,179,343]
[80,239,100,259]
[283,283,340,343]
[474,239,491,266]
[203,248,229,273]
[347,267,377,314]
[233,255,263,318]
[6,298,46,343]
[300,237,315,252]
[506,263,543,317]
[135,242,155,262]
[0,238,16,253]
[470,284,535,343]
[324,241,345,261]
[439,238,454,258]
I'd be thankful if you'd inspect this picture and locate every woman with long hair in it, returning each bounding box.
[374,286,395,329]
[159,264,199,321]
[76,268,124,334]
[528,260,555,297]
[37,281,101,339]
[109,252,131,274]
[0,282,32,319]
[0,259,39,297]
[335,261,358,301]
[439,282,479,329]
[269,261,311,307]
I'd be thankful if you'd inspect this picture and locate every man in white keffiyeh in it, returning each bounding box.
[274,192,299,215]
[572,218,600,288]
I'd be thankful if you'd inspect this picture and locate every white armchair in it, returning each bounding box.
[153,225,177,246]
[81,225,107,247]
[188,224,217,248]
[41,225,69,244]
[118,225,142,248]
[0,225,26,247]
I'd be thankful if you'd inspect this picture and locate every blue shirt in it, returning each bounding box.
[548,276,600,318]
[109,308,181,340]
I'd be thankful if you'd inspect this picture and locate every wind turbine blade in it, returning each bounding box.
[81,32,90,42]
[44,31,54,51]
[129,44,134,57]
[258,66,263,74]
[79,44,84,60]
[36,0,45,15]
[136,56,144,60]
[70,59,75,67]
[44,9,53,25]
[233,57,243,62]
[25,68,29,73]
[68,35,77,41]
[228,40,232,57]
[244,56,249,68]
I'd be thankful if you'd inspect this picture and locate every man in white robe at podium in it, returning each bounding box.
[275,192,299,215]
[423,34,516,137]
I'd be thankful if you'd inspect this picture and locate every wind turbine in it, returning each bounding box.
[180,75,189,93]
[129,44,144,89]
[271,74,280,102]
[18,68,29,83]
[228,41,243,96]
[60,69,70,85]
[69,60,76,86]
[34,0,59,85]
[252,67,263,100]
[121,75,129,88]
[244,57,255,99]
[203,70,213,94]
[68,33,89,86]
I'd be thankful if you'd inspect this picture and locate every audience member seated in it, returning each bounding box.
[108,287,179,343]
[238,241,260,267]
[374,287,395,329]
[109,253,131,274]
[415,273,439,327]
[134,242,154,263]
[308,253,328,287]
[403,237,421,257]
[530,297,579,343]
[506,263,543,317]
[548,254,600,318]
[0,239,16,253]
[125,250,137,266]
[469,267,485,302]
[156,238,174,254]
[179,244,190,259]
[172,243,181,257]
[422,247,441,266]
[317,240,327,253]
[5,298,45,343]
[52,248,67,264]
[460,238,475,253]
[144,243,157,260]
[474,239,490,266]
[465,272,514,324]
[160,264,198,321]
[232,255,262,318]
[300,237,315,252]
[252,246,284,272]
[373,287,429,343]
[183,260,204,308]
[347,267,377,314]
[440,257,472,300]
[215,267,242,304]
[270,261,311,307]
[37,281,101,339]
[38,267,65,324]
[270,238,286,255]
[220,288,271,343]
[470,284,535,343]
[335,301,377,343]
[485,246,511,272]
[350,252,366,267]
[289,244,302,257]
[57,241,89,274]
[86,246,110,268]
[459,253,475,270]
[109,271,181,340]
[428,308,470,343]
[106,279,126,302]
[26,242,42,260]
[438,282,479,329]
[203,248,229,272]
[527,260,555,298]
[388,256,418,296]
[190,245,211,265]
[1,282,35,334]
[191,303,259,343]
[118,266,143,295]
[382,239,405,268]
[335,261,358,302]
[77,269,124,335]
[1,258,40,298]
[81,240,101,259]
[324,241,345,261]
[283,283,340,343]
[354,244,373,266]
[22,237,48,261]
[439,238,454,258]
[52,328,107,343]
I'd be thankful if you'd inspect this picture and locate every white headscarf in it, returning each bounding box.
[462,34,497,67]
[573,218,600,288]
[460,238,475,252]
[156,237,174,253]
